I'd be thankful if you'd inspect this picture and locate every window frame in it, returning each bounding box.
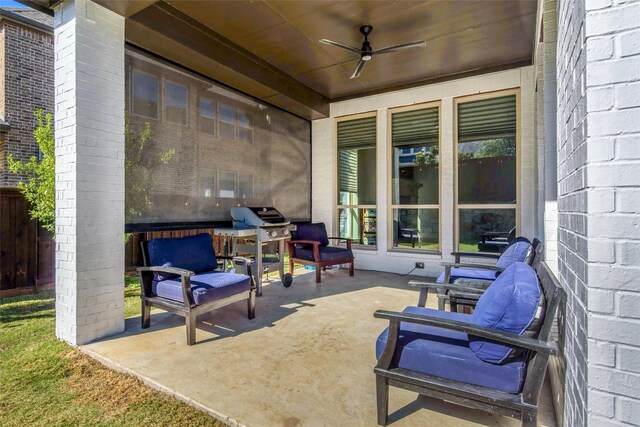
[335,111,378,249]
[131,69,159,120]
[218,102,237,140]
[163,79,189,126]
[453,88,520,253]
[387,100,442,253]
[198,95,217,137]
[237,108,254,144]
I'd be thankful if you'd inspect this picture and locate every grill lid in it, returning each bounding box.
[230,207,290,227]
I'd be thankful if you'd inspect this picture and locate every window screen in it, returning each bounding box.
[125,49,311,226]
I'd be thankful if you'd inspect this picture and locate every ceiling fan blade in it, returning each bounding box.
[319,39,362,54]
[372,40,426,55]
[350,59,366,79]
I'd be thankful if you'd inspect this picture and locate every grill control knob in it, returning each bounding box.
[270,230,278,238]
[282,229,290,236]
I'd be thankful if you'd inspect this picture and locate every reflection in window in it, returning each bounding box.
[220,103,236,140]
[339,208,376,246]
[391,106,440,251]
[164,81,188,125]
[219,171,236,198]
[238,110,253,143]
[393,208,439,250]
[459,209,516,253]
[337,115,376,246]
[199,97,215,134]
[238,173,254,199]
[199,170,215,198]
[132,70,158,119]
[457,94,517,251]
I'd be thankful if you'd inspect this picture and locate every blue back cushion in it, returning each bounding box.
[496,240,532,270]
[469,262,545,364]
[147,233,217,281]
[294,223,329,246]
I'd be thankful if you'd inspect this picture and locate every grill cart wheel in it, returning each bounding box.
[281,273,293,288]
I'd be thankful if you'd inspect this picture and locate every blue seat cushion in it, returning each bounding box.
[437,268,497,284]
[148,233,217,281]
[294,245,353,263]
[294,223,329,246]
[152,270,251,305]
[495,240,532,269]
[469,262,545,364]
[375,306,527,394]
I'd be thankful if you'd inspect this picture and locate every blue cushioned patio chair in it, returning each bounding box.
[287,222,354,283]
[446,239,544,312]
[423,238,536,311]
[138,233,256,345]
[374,261,565,427]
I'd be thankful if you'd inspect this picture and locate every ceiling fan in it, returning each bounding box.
[320,25,426,79]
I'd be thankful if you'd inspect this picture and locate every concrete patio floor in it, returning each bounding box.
[83,268,557,427]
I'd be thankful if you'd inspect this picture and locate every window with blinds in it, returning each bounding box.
[456,92,518,253]
[390,105,440,251]
[337,115,377,246]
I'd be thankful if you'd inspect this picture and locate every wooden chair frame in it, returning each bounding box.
[138,241,256,345]
[374,261,565,427]
[287,237,354,283]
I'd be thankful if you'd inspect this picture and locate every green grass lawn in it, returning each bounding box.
[0,278,222,427]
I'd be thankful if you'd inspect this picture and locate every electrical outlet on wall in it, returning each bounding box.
[415,262,424,269]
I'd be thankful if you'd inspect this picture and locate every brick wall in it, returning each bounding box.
[557,0,640,425]
[583,0,640,425]
[0,18,53,188]
[557,0,590,424]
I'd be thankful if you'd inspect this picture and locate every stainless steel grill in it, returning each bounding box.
[214,207,293,295]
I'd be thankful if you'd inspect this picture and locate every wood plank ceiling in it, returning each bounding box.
[49,0,538,119]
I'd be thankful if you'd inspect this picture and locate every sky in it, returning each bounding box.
[0,0,27,8]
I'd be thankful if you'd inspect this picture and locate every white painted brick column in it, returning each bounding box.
[54,0,125,346]
[557,0,640,425]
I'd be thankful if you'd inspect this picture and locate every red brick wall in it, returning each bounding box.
[0,19,53,188]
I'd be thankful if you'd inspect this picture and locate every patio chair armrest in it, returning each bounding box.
[440,261,504,272]
[136,266,196,307]
[408,280,486,295]
[452,278,493,291]
[374,310,557,356]
[327,237,352,249]
[287,240,322,262]
[450,251,500,263]
[137,266,195,277]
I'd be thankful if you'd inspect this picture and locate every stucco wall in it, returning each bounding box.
[312,67,537,278]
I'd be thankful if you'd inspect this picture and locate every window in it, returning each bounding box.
[455,93,518,252]
[219,171,236,198]
[238,109,253,143]
[219,103,236,140]
[132,70,158,119]
[164,81,188,125]
[199,97,216,134]
[238,173,254,199]
[390,104,440,251]
[337,114,376,246]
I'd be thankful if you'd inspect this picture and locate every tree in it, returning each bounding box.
[413,145,439,166]
[475,138,516,158]
[8,109,55,235]
[124,116,175,224]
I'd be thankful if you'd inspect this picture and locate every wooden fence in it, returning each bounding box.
[0,189,44,297]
